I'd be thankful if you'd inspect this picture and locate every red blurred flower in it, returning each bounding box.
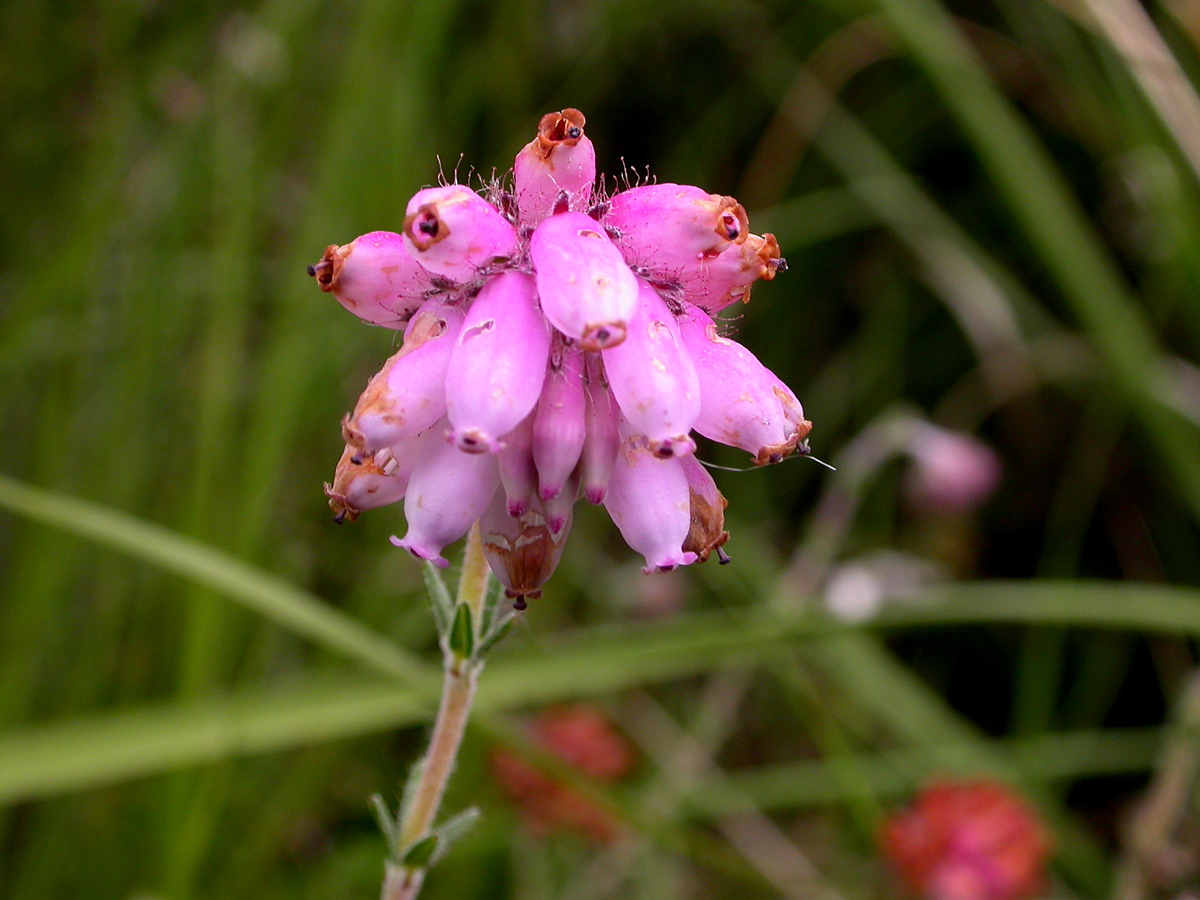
[490,705,634,842]
[881,779,1052,900]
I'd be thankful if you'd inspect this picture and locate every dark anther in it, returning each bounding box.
[717,546,732,565]
[567,126,581,140]
[513,596,528,611]
[553,190,570,215]
[350,454,363,465]
[306,264,317,277]
[721,213,740,241]
[333,511,346,525]
[418,218,439,237]
[595,328,610,344]
[775,257,789,273]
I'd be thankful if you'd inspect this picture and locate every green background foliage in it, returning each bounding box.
[3,0,1200,896]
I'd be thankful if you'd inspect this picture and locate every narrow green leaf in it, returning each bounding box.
[397,755,427,828]
[422,562,453,638]
[448,603,473,660]
[476,613,514,660]
[369,793,397,849]
[430,806,480,865]
[401,834,438,868]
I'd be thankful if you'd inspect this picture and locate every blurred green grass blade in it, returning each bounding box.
[697,726,1161,814]
[870,0,1200,517]
[4,579,1200,805]
[0,474,431,687]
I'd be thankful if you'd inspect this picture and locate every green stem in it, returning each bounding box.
[383,524,490,900]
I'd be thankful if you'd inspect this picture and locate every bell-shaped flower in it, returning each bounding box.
[678,454,730,563]
[603,433,697,574]
[309,230,434,327]
[402,184,517,282]
[514,108,596,227]
[497,413,538,517]
[445,271,550,453]
[605,183,748,272]
[480,491,572,610]
[391,418,501,568]
[324,439,421,523]
[533,344,587,500]
[580,366,620,504]
[678,233,786,313]
[677,306,810,464]
[530,211,638,351]
[601,279,700,458]
[342,297,464,454]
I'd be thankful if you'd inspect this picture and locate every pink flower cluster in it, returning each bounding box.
[315,109,810,607]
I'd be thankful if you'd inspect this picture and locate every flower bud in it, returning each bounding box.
[677,306,810,464]
[391,418,501,568]
[679,232,786,313]
[604,434,698,573]
[342,297,464,454]
[514,108,596,227]
[480,491,571,608]
[530,211,638,351]
[580,363,621,504]
[904,424,1001,514]
[605,183,748,273]
[445,271,550,453]
[497,413,538,517]
[533,344,587,500]
[309,231,435,327]
[402,184,517,281]
[601,279,700,458]
[324,439,421,523]
[678,454,729,563]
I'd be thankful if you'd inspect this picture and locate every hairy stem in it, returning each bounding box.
[382,524,490,900]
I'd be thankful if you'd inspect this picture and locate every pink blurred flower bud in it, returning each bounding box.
[480,491,570,610]
[601,279,699,458]
[882,779,1052,900]
[402,184,517,282]
[905,425,1002,514]
[605,183,748,273]
[604,434,698,573]
[533,344,587,500]
[390,417,500,568]
[497,413,538,518]
[309,231,435,328]
[678,454,730,563]
[677,306,811,465]
[514,108,596,227]
[580,362,621,504]
[530,211,638,351]
[445,271,550,453]
[341,297,464,454]
[679,232,786,313]
[324,439,421,523]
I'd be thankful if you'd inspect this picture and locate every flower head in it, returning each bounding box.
[314,109,811,605]
[881,779,1053,900]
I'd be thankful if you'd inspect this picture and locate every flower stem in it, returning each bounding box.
[382,524,490,900]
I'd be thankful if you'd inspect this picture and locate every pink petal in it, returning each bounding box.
[480,490,571,608]
[342,297,464,454]
[514,109,596,227]
[603,435,698,574]
[497,413,538,517]
[529,211,638,351]
[677,306,811,465]
[542,468,579,538]
[391,418,501,568]
[580,357,620,504]
[310,231,435,327]
[533,344,587,500]
[600,279,700,458]
[677,233,786,313]
[445,271,551,453]
[402,185,517,282]
[605,183,747,273]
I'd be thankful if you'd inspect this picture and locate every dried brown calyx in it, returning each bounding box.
[534,108,587,159]
[403,204,452,250]
[683,482,730,563]
[307,243,345,292]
